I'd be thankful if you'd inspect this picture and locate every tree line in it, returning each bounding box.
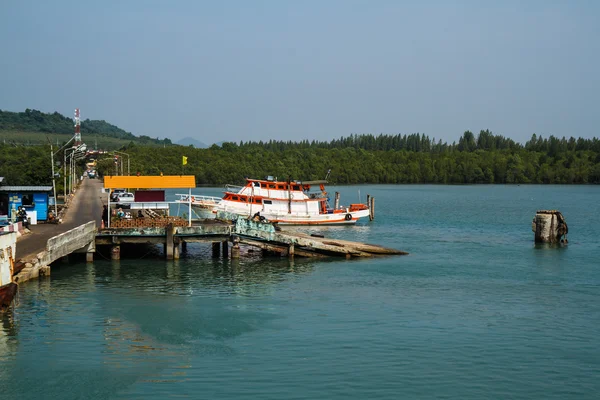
[98,131,600,185]
[1,130,599,188]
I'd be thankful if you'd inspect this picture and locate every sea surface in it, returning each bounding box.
[1,185,599,399]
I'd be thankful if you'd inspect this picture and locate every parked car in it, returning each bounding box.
[116,192,135,207]
[110,188,126,202]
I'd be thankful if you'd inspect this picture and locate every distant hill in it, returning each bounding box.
[176,137,208,148]
[0,108,172,148]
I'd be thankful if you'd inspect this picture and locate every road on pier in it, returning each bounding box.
[15,177,104,261]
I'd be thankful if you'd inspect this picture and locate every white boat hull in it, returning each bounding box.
[177,178,373,226]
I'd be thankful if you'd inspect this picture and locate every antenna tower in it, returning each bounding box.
[74,108,81,145]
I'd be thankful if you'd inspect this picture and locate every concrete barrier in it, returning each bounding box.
[15,221,96,284]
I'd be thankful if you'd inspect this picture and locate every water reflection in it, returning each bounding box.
[88,250,321,299]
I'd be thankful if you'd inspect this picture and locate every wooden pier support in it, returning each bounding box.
[369,196,375,221]
[532,210,568,244]
[288,243,295,258]
[334,192,340,209]
[111,245,120,260]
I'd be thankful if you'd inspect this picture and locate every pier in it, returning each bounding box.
[7,176,406,299]
[96,213,407,260]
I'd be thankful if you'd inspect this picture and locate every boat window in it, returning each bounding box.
[292,185,300,191]
[263,200,272,204]
[232,196,239,201]
[277,184,285,190]
[261,183,268,188]
[268,184,276,189]
[254,198,261,204]
[253,182,260,187]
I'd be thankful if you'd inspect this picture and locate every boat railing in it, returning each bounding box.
[175,194,223,204]
[224,184,244,193]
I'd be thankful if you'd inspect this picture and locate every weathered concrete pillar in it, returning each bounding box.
[173,243,180,260]
[111,245,120,260]
[288,244,295,258]
[39,265,51,277]
[334,192,340,209]
[166,223,174,260]
[84,240,95,263]
[212,242,220,257]
[231,236,240,259]
[222,240,229,258]
[532,210,568,244]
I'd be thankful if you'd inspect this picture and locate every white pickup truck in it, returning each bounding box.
[115,192,135,207]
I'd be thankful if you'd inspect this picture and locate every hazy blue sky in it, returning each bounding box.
[1,0,598,145]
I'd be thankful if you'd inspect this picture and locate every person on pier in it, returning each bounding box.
[102,205,109,227]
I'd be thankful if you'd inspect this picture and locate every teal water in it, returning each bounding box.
[1,185,599,399]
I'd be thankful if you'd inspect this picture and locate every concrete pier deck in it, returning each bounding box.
[15,177,103,261]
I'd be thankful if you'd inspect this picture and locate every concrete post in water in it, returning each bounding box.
[334,192,340,209]
[288,243,295,258]
[84,239,95,263]
[166,223,174,260]
[532,210,568,244]
[231,236,240,259]
[212,242,220,257]
[173,242,180,260]
[369,197,375,221]
[111,245,120,260]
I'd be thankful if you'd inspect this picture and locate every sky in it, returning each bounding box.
[1,0,598,145]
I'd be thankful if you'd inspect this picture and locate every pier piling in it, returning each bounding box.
[532,210,568,244]
[166,223,174,260]
[231,236,240,259]
[173,242,180,260]
[369,197,375,221]
[111,245,120,260]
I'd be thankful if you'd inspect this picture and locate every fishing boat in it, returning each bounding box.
[0,231,17,312]
[177,176,371,225]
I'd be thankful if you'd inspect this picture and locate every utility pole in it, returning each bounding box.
[50,145,57,216]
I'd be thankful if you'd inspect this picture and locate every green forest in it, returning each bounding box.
[1,108,599,187]
[95,131,600,185]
